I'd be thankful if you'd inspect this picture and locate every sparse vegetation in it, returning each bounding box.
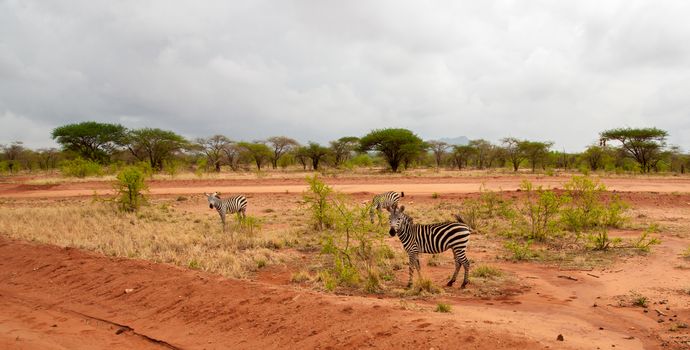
[435,302,451,313]
[0,201,289,279]
[470,265,503,279]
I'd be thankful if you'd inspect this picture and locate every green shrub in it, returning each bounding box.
[520,180,563,241]
[114,166,147,212]
[303,175,334,230]
[632,227,661,253]
[435,302,451,313]
[586,227,621,250]
[60,158,103,178]
[163,159,182,178]
[504,240,536,261]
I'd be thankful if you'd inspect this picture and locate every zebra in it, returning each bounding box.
[369,191,404,224]
[387,205,471,288]
[204,192,248,232]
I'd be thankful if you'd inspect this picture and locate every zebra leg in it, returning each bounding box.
[447,260,461,287]
[460,258,470,289]
[407,254,417,288]
[220,211,227,232]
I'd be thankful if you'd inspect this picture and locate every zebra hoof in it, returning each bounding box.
[460,282,468,289]
[446,280,455,287]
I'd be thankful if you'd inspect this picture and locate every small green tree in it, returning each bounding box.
[115,166,147,212]
[451,145,474,170]
[359,128,426,172]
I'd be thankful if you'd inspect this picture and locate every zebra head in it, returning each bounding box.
[388,205,411,237]
[205,192,221,209]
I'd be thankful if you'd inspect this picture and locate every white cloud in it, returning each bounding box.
[1,0,690,151]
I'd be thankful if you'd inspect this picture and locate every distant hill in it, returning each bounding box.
[437,136,469,145]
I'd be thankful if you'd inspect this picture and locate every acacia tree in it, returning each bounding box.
[600,127,668,173]
[427,140,449,168]
[359,128,426,172]
[197,135,232,172]
[451,145,474,170]
[302,142,330,170]
[238,142,272,170]
[266,136,299,169]
[222,143,242,171]
[329,136,359,168]
[501,137,526,172]
[51,121,127,163]
[581,145,606,171]
[126,128,189,170]
[468,139,493,169]
[520,140,553,172]
[1,141,26,173]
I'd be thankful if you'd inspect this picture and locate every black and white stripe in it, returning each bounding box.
[370,191,404,223]
[205,192,248,231]
[388,205,471,288]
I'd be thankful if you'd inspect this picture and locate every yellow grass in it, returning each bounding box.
[0,200,293,278]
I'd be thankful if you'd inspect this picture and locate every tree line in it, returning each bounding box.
[1,122,687,175]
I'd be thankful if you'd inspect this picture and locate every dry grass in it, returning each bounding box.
[0,200,293,279]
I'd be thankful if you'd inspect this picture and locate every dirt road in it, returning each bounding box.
[1,175,689,198]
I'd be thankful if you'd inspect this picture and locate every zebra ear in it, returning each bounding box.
[399,205,405,213]
[387,204,397,213]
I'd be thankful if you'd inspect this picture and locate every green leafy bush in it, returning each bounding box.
[504,240,536,261]
[114,166,147,212]
[60,158,103,178]
[303,175,334,230]
[519,180,563,241]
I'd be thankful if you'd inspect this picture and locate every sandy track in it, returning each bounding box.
[1,175,690,198]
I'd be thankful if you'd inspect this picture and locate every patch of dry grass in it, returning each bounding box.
[0,200,293,278]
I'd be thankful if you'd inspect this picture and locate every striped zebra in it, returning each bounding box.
[370,191,404,224]
[205,192,248,232]
[388,205,471,288]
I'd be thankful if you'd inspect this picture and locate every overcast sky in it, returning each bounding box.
[2,1,690,152]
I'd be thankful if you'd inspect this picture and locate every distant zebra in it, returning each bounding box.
[388,205,471,288]
[205,192,248,232]
[369,191,404,223]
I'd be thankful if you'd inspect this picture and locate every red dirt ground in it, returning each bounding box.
[1,174,690,349]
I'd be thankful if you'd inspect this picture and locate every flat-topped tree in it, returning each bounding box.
[303,142,330,170]
[600,127,668,173]
[359,128,426,172]
[51,121,126,163]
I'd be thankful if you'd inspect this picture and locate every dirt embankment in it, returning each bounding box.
[0,238,543,350]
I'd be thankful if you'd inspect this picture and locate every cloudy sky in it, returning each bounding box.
[1,0,690,152]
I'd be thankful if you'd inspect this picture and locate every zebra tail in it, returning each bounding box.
[453,213,467,225]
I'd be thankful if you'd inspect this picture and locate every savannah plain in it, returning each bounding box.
[1,169,689,349]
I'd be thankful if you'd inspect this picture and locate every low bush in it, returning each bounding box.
[60,158,103,178]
